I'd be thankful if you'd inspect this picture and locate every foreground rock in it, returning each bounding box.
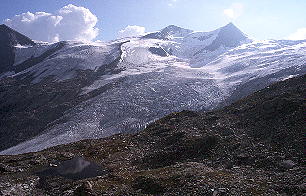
[0,75,305,195]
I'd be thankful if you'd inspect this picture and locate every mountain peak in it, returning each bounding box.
[0,24,36,73]
[160,25,193,36]
[0,24,13,29]
[203,22,248,51]
[220,22,244,33]
[143,25,192,39]
[161,25,190,31]
[162,24,181,29]
[0,24,35,46]
[0,24,10,29]
[224,22,235,27]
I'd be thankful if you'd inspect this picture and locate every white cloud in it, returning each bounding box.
[4,4,99,42]
[117,25,145,39]
[223,3,244,20]
[287,28,306,40]
[168,0,177,7]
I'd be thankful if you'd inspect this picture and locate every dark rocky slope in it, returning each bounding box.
[0,24,35,73]
[0,75,305,195]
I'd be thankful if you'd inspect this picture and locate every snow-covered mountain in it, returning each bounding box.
[0,23,305,154]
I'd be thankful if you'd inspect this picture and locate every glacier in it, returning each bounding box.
[0,23,305,154]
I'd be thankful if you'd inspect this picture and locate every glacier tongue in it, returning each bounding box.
[1,68,222,154]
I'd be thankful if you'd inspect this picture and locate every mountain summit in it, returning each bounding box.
[205,22,248,51]
[143,25,192,39]
[0,24,35,46]
[160,25,193,37]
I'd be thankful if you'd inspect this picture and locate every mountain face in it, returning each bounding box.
[0,75,304,195]
[0,23,305,154]
[0,24,35,73]
[205,22,248,51]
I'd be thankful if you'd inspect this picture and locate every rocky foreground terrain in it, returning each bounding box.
[0,75,305,195]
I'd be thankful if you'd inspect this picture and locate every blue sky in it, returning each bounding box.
[1,0,306,41]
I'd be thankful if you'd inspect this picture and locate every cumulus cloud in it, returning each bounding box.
[117,25,146,39]
[4,4,99,42]
[287,28,306,40]
[223,3,244,20]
